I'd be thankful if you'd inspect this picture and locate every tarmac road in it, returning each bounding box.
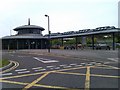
[1,49,119,90]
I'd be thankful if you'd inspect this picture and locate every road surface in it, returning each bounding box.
[1,49,119,90]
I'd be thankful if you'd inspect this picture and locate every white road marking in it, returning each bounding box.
[1,73,12,76]
[63,66,72,68]
[33,57,42,61]
[15,69,27,72]
[81,63,86,65]
[33,57,59,63]
[18,71,30,74]
[107,58,118,62]
[54,67,60,69]
[59,64,67,66]
[34,69,46,72]
[70,63,77,65]
[46,66,55,68]
[50,68,54,70]
[97,62,102,64]
[104,62,110,64]
[43,61,58,63]
[32,67,43,70]
[75,64,83,67]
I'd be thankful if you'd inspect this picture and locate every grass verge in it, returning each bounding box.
[0,59,10,68]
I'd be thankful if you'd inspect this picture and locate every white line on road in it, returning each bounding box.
[104,62,110,64]
[107,58,118,62]
[33,57,59,63]
[75,65,83,67]
[1,73,13,76]
[42,60,58,63]
[63,66,72,68]
[70,63,77,65]
[34,69,46,72]
[39,58,57,61]
[54,67,60,69]
[81,63,86,65]
[46,66,55,68]
[15,69,27,72]
[32,67,43,70]
[59,64,67,66]
[50,68,54,70]
[18,71,30,74]
[33,57,41,61]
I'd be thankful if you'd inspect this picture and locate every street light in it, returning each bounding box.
[45,14,51,53]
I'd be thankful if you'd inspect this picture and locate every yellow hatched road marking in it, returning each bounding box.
[90,74,120,78]
[52,70,119,88]
[55,71,120,79]
[102,65,120,69]
[1,66,89,80]
[55,71,86,76]
[1,71,46,80]
[1,65,117,80]
[0,64,118,80]
[22,72,50,90]
[0,79,27,85]
[0,79,78,90]
[92,64,120,70]
[84,66,90,90]
[0,65,119,89]
[92,66,116,69]
[34,84,79,90]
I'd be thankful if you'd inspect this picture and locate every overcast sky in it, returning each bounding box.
[0,0,118,37]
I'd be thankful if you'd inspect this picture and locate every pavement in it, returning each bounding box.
[1,49,120,90]
[19,49,119,62]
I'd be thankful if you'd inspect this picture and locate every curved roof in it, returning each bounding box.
[14,25,45,31]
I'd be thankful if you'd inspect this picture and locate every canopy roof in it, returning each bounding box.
[14,25,45,31]
[2,34,47,39]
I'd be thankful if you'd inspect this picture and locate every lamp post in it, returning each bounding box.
[45,14,51,53]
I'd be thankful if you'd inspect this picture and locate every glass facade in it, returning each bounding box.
[2,39,48,50]
[18,29,42,35]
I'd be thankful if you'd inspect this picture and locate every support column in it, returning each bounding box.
[16,40,19,50]
[41,40,43,49]
[35,40,38,49]
[61,38,64,46]
[92,35,95,50]
[8,40,10,51]
[50,39,52,48]
[7,43,10,51]
[28,40,30,49]
[112,33,115,50]
[75,37,78,50]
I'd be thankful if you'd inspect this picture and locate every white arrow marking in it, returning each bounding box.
[33,57,59,63]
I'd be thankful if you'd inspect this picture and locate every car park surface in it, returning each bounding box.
[1,49,119,89]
